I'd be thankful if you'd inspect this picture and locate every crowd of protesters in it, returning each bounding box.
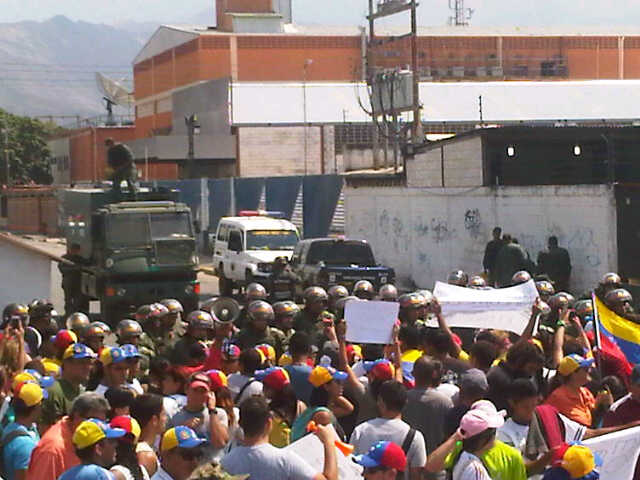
[2,253,638,480]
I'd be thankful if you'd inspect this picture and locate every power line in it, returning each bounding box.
[0,61,132,68]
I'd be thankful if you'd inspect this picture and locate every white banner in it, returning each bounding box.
[432,280,538,334]
[285,426,363,480]
[583,426,640,479]
[345,300,399,344]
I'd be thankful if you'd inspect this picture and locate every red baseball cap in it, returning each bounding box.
[52,329,77,351]
[204,369,228,391]
[363,359,395,381]
[256,367,290,391]
[188,372,211,392]
[355,441,406,471]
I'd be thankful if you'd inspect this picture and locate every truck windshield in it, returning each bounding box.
[106,214,150,247]
[307,241,376,266]
[246,230,299,251]
[106,212,192,247]
[150,213,192,239]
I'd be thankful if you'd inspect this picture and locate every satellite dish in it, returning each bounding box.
[95,73,134,124]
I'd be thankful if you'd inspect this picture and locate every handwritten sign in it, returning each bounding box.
[433,280,538,334]
[285,426,364,480]
[345,300,399,344]
[583,425,640,479]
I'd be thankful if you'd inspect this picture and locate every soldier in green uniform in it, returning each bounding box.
[235,283,269,330]
[170,310,214,365]
[159,298,184,351]
[271,301,299,354]
[293,286,328,336]
[235,301,285,359]
[105,138,137,196]
[327,285,349,315]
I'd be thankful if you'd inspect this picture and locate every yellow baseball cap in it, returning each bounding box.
[308,365,348,388]
[14,381,46,407]
[12,369,54,390]
[72,419,126,449]
[558,354,595,376]
[557,444,602,479]
[99,346,127,366]
[160,426,206,452]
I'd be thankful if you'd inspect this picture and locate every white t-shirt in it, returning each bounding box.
[350,417,427,480]
[497,418,529,453]
[452,451,492,480]
[228,373,263,403]
[436,383,460,400]
[112,464,150,480]
[221,443,317,480]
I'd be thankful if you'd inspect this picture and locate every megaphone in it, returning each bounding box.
[203,297,241,324]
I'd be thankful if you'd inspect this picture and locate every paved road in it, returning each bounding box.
[18,236,220,316]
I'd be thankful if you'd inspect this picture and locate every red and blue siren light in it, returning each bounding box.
[238,210,285,219]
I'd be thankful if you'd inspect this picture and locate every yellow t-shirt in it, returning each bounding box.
[269,413,291,448]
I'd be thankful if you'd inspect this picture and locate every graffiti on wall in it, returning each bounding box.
[464,208,483,239]
[567,227,601,268]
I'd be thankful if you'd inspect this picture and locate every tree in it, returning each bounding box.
[0,109,54,186]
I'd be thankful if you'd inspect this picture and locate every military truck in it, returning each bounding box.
[62,187,199,325]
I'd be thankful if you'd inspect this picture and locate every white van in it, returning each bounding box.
[212,211,300,295]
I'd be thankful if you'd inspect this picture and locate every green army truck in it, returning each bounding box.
[62,187,200,325]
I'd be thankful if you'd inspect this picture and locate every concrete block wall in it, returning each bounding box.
[237,126,325,176]
[407,136,483,187]
[345,184,617,294]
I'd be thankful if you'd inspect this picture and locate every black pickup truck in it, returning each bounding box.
[290,238,395,293]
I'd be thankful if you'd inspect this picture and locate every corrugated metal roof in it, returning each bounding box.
[162,23,640,37]
[134,23,640,64]
[230,80,640,125]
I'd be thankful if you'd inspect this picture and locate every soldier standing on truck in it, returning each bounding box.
[59,243,89,316]
[105,138,137,196]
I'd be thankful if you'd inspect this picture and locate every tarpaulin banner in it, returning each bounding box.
[433,280,538,334]
[584,426,640,480]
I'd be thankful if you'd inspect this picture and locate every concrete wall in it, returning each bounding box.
[407,136,483,187]
[345,184,617,294]
[237,126,331,176]
[0,241,52,307]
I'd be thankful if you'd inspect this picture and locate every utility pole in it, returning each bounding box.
[303,59,313,176]
[410,0,422,142]
[1,118,9,187]
[185,114,200,179]
[367,0,421,173]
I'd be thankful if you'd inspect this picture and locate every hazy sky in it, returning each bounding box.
[2,0,640,26]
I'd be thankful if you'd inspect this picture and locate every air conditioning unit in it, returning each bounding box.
[370,70,414,113]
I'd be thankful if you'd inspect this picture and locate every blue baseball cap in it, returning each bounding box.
[63,343,97,360]
[354,440,406,471]
[160,426,206,452]
[121,344,141,359]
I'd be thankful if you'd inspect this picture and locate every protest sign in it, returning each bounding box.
[433,279,538,334]
[345,300,399,344]
[583,425,640,479]
[285,426,364,480]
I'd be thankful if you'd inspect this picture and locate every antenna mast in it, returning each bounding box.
[448,0,473,26]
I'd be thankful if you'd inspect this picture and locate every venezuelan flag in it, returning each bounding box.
[594,296,640,364]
